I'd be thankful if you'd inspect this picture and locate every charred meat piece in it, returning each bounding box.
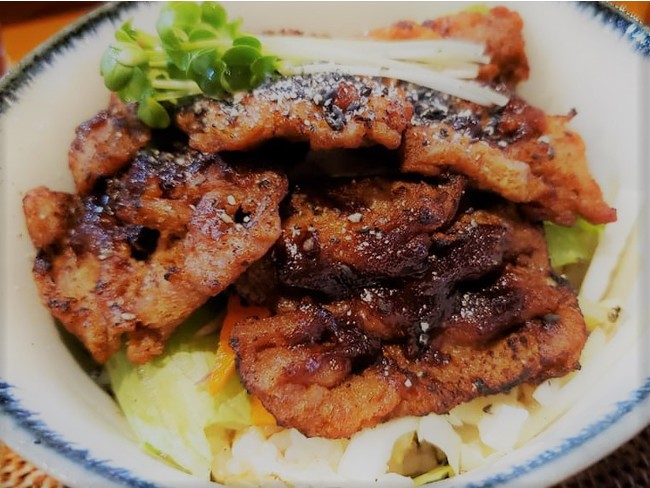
[23,148,287,364]
[369,7,529,86]
[176,6,528,154]
[176,74,412,153]
[402,92,616,226]
[275,174,466,297]
[231,203,587,439]
[69,94,151,194]
[232,302,400,439]
[340,206,568,349]
[371,7,613,226]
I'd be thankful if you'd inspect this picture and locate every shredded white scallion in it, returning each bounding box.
[260,35,508,106]
[259,36,490,64]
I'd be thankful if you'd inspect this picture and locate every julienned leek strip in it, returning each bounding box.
[258,36,491,64]
[263,35,508,106]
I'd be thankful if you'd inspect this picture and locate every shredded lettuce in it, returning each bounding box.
[105,299,254,478]
[413,466,453,486]
[210,373,252,429]
[544,218,602,270]
[462,4,490,14]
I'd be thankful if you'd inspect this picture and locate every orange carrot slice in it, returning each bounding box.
[250,394,277,426]
[208,295,270,396]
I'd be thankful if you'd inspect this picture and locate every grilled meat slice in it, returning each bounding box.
[275,174,466,297]
[176,74,412,153]
[402,93,616,225]
[175,6,528,155]
[174,3,612,226]
[232,302,399,439]
[68,94,151,194]
[231,202,587,438]
[379,8,613,226]
[23,148,287,364]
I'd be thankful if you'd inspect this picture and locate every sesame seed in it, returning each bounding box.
[302,237,315,252]
[217,210,234,224]
[360,289,373,303]
[347,213,363,223]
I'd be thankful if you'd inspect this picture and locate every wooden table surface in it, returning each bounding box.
[1,2,649,488]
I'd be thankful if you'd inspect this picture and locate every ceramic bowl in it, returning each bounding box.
[1,3,648,487]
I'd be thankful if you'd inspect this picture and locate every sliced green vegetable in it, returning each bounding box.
[105,300,234,478]
[463,4,490,14]
[544,218,603,270]
[100,46,134,87]
[210,373,253,429]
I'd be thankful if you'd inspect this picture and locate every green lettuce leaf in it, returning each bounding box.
[105,299,252,478]
[544,218,603,270]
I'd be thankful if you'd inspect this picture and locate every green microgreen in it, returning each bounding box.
[100,1,276,128]
[100,2,506,129]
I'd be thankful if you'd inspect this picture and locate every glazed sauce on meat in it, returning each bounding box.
[271,176,544,353]
[232,190,585,439]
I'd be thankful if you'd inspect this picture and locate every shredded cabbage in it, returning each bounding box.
[105,300,245,478]
[543,218,602,270]
[413,466,453,486]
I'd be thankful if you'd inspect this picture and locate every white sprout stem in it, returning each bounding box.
[281,62,509,106]
[278,45,481,81]
[383,41,489,64]
[259,35,489,64]
[432,62,481,79]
